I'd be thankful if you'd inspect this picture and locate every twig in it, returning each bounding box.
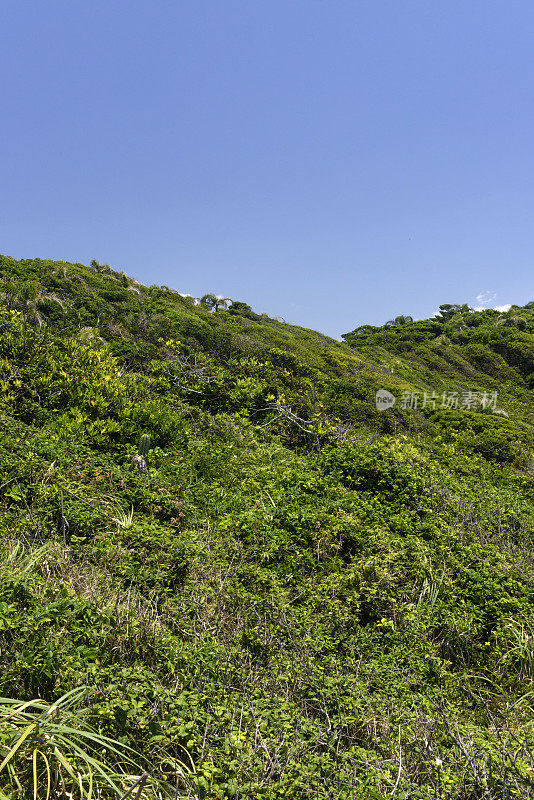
[390,725,402,795]
[59,488,68,544]
[119,772,148,800]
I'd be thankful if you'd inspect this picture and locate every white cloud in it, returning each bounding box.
[476,291,497,305]
[472,291,511,314]
[473,303,511,313]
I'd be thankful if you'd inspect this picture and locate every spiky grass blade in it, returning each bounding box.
[0,721,38,774]
[35,749,51,800]
[0,688,171,799]
[33,749,37,800]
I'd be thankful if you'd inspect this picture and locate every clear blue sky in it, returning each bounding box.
[1,1,533,337]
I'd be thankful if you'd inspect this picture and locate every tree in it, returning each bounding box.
[384,315,413,327]
[341,325,378,344]
[215,296,232,311]
[434,303,471,322]
[227,301,261,320]
[199,293,217,311]
[199,293,232,312]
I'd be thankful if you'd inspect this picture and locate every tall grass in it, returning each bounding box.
[0,687,181,799]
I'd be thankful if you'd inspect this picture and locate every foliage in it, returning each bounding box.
[0,688,182,799]
[0,255,533,797]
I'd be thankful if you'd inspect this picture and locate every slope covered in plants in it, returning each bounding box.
[0,254,534,799]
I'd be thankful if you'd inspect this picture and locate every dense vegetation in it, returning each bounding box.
[0,254,533,799]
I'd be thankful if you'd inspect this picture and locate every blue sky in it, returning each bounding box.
[1,1,533,337]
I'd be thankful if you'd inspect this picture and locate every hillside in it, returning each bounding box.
[0,254,534,799]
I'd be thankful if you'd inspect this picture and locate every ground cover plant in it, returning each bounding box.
[0,255,534,798]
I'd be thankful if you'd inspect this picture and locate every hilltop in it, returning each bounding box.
[0,254,534,799]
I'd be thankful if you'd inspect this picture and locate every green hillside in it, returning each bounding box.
[1,254,534,799]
